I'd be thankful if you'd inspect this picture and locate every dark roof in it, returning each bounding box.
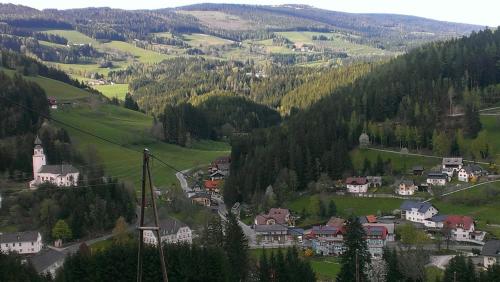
[34,136,42,145]
[255,224,288,232]
[400,200,436,213]
[38,164,79,175]
[442,157,463,165]
[0,231,39,243]
[429,214,447,222]
[311,225,342,235]
[30,249,65,273]
[288,228,304,236]
[157,217,188,236]
[412,165,424,171]
[346,177,367,185]
[482,240,500,257]
[399,179,415,186]
[427,172,447,179]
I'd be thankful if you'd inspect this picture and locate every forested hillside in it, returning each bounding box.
[225,28,500,206]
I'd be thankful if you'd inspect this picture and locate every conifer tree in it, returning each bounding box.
[224,212,249,281]
[337,216,371,282]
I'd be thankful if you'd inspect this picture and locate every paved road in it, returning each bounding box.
[175,169,257,245]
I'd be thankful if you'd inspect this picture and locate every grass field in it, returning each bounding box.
[309,257,341,281]
[276,31,394,57]
[1,68,90,101]
[42,29,100,45]
[101,41,171,64]
[183,33,233,47]
[93,84,130,100]
[350,148,441,174]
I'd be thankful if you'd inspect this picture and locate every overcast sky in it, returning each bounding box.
[1,0,499,27]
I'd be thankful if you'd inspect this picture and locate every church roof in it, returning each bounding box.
[38,164,79,175]
[34,135,42,146]
[0,231,39,243]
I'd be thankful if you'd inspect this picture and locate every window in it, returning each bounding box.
[19,243,21,246]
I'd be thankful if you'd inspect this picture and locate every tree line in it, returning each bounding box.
[155,94,281,146]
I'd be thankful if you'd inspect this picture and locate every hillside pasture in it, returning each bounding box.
[93,84,130,100]
[183,33,234,47]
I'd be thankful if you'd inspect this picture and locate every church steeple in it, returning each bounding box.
[32,136,46,180]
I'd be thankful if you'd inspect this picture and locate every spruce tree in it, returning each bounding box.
[328,199,337,217]
[224,212,249,281]
[259,250,270,282]
[337,216,371,282]
[464,104,482,138]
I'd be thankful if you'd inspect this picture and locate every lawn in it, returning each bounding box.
[350,148,441,174]
[276,31,394,57]
[426,266,444,281]
[93,84,130,100]
[101,41,171,64]
[1,68,90,101]
[309,257,341,281]
[183,33,233,47]
[479,116,500,162]
[90,239,113,253]
[41,29,100,45]
[52,104,230,189]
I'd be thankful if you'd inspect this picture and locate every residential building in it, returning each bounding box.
[209,170,227,180]
[30,249,65,277]
[364,225,388,258]
[400,201,438,223]
[412,165,425,175]
[189,192,211,207]
[426,172,449,186]
[310,225,345,256]
[482,240,500,268]
[442,157,463,172]
[424,214,447,228]
[366,176,382,187]
[326,217,345,228]
[204,180,221,193]
[362,220,396,242]
[143,217,192,246]
[397,179,417,195]
[255,208,293,226]
[345,177,369,193]
[458,165,482,182]
[0,231,43,254]
[444,215,485,242]
[255,224,289,244]
[29,136,79,189]
[47,97,58,109]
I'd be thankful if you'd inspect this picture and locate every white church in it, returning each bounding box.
[29,136,80,189]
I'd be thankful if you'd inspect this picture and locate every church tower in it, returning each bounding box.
[33,136,46,179]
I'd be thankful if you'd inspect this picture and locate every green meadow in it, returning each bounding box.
[93,84,130,100]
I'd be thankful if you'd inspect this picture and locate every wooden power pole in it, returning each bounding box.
[136,149,168,282]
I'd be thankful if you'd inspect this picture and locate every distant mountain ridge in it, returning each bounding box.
[0,3,481,49]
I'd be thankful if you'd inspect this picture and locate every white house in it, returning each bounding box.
[345,177,368,193]
[0,231,43,254]
[397,180,417,196]
[29,136,79,189]
[458,165,482,182]
[442,157,463,172]
[400,201,438,223]
[444,215,485,242]
[143,217,192,246]
[426,172,449,186]
[482,240,500,268]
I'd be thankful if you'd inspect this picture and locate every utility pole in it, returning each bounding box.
[454,271,457,282]
[136,149,168,282]
[355,249,360,282]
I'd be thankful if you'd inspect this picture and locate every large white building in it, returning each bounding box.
[143,217,192,246]
[345,177,369,193]
[400,201,438,223]
[29,136,79,189]
[0,231,43,254]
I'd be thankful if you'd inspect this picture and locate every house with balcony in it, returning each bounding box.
[400,201,438,223]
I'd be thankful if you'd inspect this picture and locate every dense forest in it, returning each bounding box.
[224,28,500,206]
[155,94,281,146]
